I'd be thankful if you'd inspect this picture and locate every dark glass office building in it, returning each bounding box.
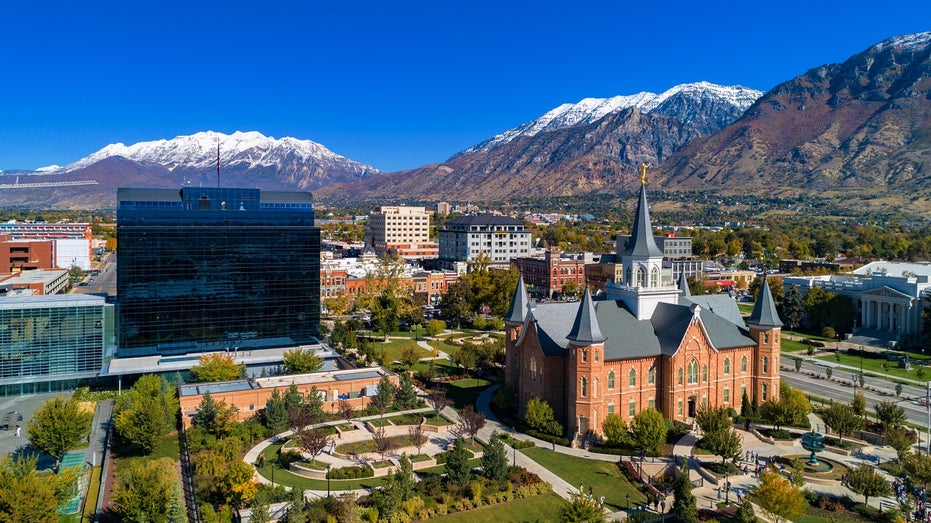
[116,187,320,357]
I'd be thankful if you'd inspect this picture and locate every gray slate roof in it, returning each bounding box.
[748,277,783,328]
[505,276,531,324]
[566,288,605,343]
[626,185,663,257]
[528,294,756,361]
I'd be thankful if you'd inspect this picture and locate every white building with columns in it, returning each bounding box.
[784,261,931,349]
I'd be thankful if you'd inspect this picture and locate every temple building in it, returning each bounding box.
[504,170,782,445]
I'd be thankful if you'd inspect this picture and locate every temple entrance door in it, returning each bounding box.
[687,396,697,418]
[579,416,589,436]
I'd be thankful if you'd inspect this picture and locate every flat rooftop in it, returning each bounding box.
[178,367,389,397]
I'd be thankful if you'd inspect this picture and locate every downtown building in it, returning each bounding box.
[438,215,531,268]
[116,187,321,358]
[364,206,438,259]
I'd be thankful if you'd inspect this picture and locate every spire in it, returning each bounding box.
[747,277,783,328]
[505,275,530,324]
[566,288,605,343]
[627,183,663,257]
[678,271,691,297]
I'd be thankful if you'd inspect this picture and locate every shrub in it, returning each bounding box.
[279,450,303,466]
[327,465,374,479]
[525,428,569,446]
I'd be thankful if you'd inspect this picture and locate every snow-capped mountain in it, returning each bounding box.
[58,130,380,183]
[460,82,762,155]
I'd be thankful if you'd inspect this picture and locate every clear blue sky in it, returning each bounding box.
[1,1,928,173]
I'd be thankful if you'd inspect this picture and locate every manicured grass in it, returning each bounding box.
[81,465,102,522]
[737,303,754,315]
[255,442,387,490]
[430,492,565,523]
[520,447,647,511]
[116,432,181,466]
[369,337,431,364]
[444,378,493,408]
[814,351,921,381]
[781,338,812,353]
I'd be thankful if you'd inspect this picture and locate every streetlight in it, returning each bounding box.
[626,493,630,509]
[724,471,730,505]
[271,461,275,487]
[326,464,331,499]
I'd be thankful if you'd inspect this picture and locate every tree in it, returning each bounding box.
[112,457,180,522]
[560,492,607,523]
[444,437,472,487]
[631,409,666,456]
[695,404,731,434]
[825,367,833,380]
[408,424,428,455]
[190,353,245,382]
[374,374,396,417]
[852,392,866,418]
[263,388,289,435]
[754,470,806,523]
[874,401,907,433]
[338,398,355,422]
[395,372,418,410]
[759,400,793,432]
[302,386,326,423]
[167,482,189,523]
[481,433,509,482]
[885,425,917,461]
[896,383,903,397]
[0,454,80,523]
[371,426,396,463]
[27,396,92,470]
[282,348,323,375]
[525,397,558,433]
[453,404,486,442]
[781,285,804,331]
[702,426,742,464]
[283,384,304,413]
[194,391,237,436]
[297,427,331,464]
[602,414,628,446]
[846,463,891,506]
[789,457,805,487]
[740,389,752,418]
[428,388,451,417]
[821,402,864,442]
[425,319,446,337]
[735,499,757,523]
[355,254,419,340]
[399,345,420,369]
[672,474,697,523]
[903,452,931,487]
[114,374,179,454]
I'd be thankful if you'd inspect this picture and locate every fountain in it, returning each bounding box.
[800,432,833,473]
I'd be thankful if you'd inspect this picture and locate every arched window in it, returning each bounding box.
[625,267,632,285]
[594,377,599,397]
[608,371,616,389]
[687,359,699,384]
[627,368,636,387]
[650,267,658,287]
[580,377,588,397]
[677,368,684,385]
[741,355,748,373]
[762,383,769,401]
[723,387,731,403]
[636,267,645,287]
[762,356,769,374]
[530,357,537,380]
[723,358,730,375]
[702,365,708,383]
[648,367,655,384]
[581,349,588,363]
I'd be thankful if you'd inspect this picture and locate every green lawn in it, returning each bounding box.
[520,447,647,511]
[443,378,493,408]
[368,337,431,364]
[737,303,754,315]
[430,492,565,523]
[814,351,924,381]
[255,442,388,490]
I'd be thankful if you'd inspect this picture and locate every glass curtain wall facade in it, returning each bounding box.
[117,188,321,357]
[0,295,115,396]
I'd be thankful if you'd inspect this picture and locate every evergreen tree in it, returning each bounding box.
[444,437,472,487]
[194,391,237,436]
[283,384,304,412]
[167,482,189,523]
[740,389,752,418]
[374,374,396,417]
[393,454,416,502]
[303,386,326,423]
[395,372,418,410]
[263,388,289,435]
[481,433,509,482]
[673,474,698,523]
[735,499,757,523]
[781,285,804,331]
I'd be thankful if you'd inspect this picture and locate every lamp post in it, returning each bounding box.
[511,427,517,466]
[724,471,730,505]
[626,493,630,509]
[271,461,275,487]
[326,464,331,499]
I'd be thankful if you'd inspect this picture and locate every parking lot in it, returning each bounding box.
[0,392,71,467]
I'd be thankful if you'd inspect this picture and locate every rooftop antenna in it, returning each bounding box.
[216,136,221,188]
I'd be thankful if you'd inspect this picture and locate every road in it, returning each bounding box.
[781,360,931,430]
[72,252,116,297]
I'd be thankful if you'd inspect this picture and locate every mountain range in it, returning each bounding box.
[2,31,930,210]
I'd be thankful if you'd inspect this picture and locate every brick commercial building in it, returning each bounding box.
[504,182,782,445]
[510,249,595,299]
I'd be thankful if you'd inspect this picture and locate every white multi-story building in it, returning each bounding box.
[364,206,437,259]
[438,215,531,267]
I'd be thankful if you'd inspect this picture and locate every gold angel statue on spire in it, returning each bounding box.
[639,163,651,185]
